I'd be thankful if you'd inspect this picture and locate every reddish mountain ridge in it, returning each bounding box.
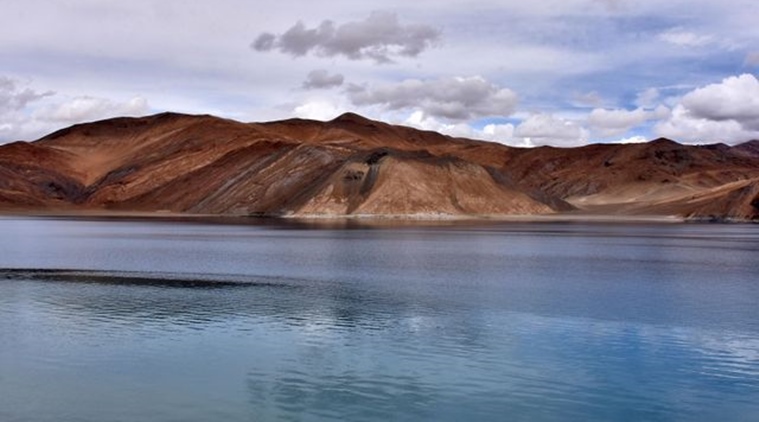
[1,112,758,221]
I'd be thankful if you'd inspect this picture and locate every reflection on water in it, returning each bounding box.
[1,217,758,421]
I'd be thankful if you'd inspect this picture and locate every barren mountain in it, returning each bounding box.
[1,112,758,221]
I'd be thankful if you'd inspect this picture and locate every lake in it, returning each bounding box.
[1,216,758,421]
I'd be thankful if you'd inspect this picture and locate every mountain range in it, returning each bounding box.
[1,112,758,221]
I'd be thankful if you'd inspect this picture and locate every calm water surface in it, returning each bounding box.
[1,217,758,421]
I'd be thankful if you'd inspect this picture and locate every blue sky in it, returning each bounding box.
[1,0,757,146]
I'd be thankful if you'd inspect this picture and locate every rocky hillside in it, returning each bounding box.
[1,112,758,220]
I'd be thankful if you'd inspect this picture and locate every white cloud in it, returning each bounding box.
[482,123,517,142]
[292,100,347,121]
[0,76,56,142]
[513,113,589,147]
[402,110,517,144]
[658,28,714,47]
[34,96,149,124]
[680,74,759,125]
[0,75,151,142]
[655,105,750,144]
[252,11,440,64]
[0,76,54,114]
[615,135,648,144]
[403,110,472,137]
[348,76,518,121]
[655,74,759,144]
[402,110,623,148]
[587,106,670,137]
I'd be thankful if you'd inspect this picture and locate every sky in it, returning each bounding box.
[1,0,758,147]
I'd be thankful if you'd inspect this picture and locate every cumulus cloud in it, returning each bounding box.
[0,76,56,142]
[655,74,759,144]
[0,76,54,114]
[655,105,751,144]
[292,100,347,121]
[402,110,517,144]
[252,11,440,64]
[587,106,669,137]
[482,123,517,142]
[0,76,150,143]
[680,74,759,126]
[658,28,714,47]
[513,114,589,147]
[347,76,518,121]
[302,69,344,90]
[616,135,648,144]
[404,111,477,137]
[404,111,591,147]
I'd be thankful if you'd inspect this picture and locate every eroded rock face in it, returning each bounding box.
[1,112,759,220]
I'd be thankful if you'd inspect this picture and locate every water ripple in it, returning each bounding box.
[2,220,759,421]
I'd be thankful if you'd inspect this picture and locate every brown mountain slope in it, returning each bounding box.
[0,141,85,209]
[1,112,758,220]
[1,112,556,217]
[496,138,759,219]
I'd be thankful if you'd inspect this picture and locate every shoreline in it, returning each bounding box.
[1,208,744,224]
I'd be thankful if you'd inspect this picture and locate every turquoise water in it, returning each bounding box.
[1,217,758,421]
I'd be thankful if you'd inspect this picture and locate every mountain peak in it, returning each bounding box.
[731,139,759,157]
[3,111,759,220]
[736,139,759,148]
[38,112,207,142]
[331,112,376,125]
[648,137,679,146]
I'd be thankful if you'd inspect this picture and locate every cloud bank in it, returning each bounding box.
[514,114,589,147]
[0,75,149,141]
[588,106,670,138]
[34,96,149,123]
[252,11,440,64]
[656,74,759,143]
[347,76,518,121]
[0,77,54,114]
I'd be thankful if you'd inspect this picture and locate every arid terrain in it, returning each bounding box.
[1,112,758,221]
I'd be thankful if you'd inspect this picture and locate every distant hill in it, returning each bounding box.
[1,112,758,221]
